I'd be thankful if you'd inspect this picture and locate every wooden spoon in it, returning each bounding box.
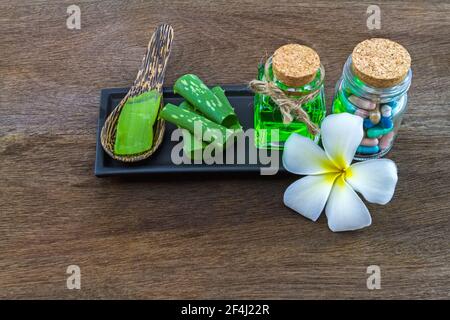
[101,23,174,162]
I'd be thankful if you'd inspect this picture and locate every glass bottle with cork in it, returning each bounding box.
[252,44,326,150]
[332,38,412,160]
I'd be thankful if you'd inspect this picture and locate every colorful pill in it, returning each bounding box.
[379,131,395,150]
[367,125,394,138]
[357,145,380,154]
[354,108,369,118]
[369,110,381,125]
[339,91,357,113]
[381,105,392,117]
[380,116,393,129]
[361,138,379,147]
[363,118,376,129]
[348,95,376,111]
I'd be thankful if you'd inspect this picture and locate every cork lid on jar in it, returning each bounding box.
[272,44,321,87]
[351,38,411,88]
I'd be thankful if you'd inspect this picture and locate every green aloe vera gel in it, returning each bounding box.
[114,90,161,155]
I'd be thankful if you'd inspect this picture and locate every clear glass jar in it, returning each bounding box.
[332,56,412,160]
[254,56,326,149]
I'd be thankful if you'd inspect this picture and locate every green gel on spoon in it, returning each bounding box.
[114,90,161,155]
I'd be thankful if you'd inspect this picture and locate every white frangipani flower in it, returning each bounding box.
[283,113,398,232]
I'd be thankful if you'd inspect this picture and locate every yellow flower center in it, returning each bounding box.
[343,166,352,180]
[331,167,352,188]
[333,154,348,171]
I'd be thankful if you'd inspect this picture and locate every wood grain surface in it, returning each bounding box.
[1,0,449,299]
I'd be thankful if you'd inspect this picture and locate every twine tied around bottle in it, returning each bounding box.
[249,80,320,136]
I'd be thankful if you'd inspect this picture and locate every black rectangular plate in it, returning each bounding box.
[95,85,285,177]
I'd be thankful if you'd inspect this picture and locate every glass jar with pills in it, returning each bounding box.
[332,38,412,160]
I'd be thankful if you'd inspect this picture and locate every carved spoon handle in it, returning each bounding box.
[130,23,174,97]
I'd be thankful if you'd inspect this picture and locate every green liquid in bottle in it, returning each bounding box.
[254,63,326,150]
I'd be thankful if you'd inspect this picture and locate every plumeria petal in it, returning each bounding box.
[284,173,339,221]
[325,175,372,232]
[346,159,398,205]
[283,133,339,175]
[321,113,364,170]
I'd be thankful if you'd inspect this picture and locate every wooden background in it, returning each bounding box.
[1,0,449,299]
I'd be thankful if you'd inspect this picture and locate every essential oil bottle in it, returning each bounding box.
[254,44,326,149]
[332,38,412,160]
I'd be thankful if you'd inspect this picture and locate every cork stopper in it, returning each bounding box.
[352,38,411,88]
[272,44,320,87]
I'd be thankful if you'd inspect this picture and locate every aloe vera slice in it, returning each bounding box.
[179,100,198,113]
[173,74,238,128]
[160,103,233,147]
[178,88,241,159]
[114,90,161,155]
[210,86,242,130]
[179,101,206,159]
